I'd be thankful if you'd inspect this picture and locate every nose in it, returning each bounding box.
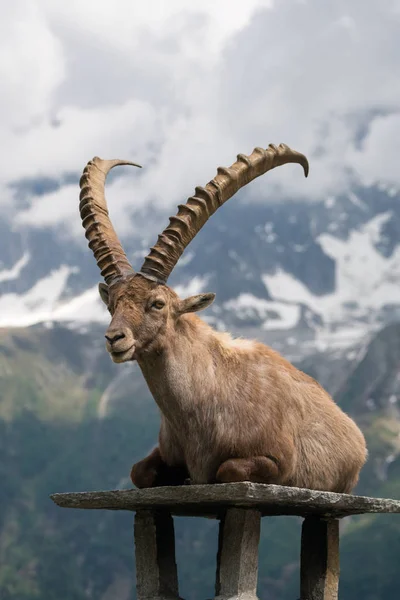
[105,330,126,345]
[104,326,134,353]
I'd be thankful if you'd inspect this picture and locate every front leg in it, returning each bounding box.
[130,447,189,489]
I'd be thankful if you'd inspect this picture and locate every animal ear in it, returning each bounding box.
[98,283,109,305]
[178,293,215,314]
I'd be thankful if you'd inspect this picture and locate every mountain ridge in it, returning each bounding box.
[2,180,400,363]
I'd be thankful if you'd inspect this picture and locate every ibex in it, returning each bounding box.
[79,144,367,493]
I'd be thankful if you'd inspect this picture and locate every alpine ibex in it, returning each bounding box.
[79,144,367,493]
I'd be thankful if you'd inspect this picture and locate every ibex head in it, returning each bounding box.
[79,145,308,363]
[97,275,215,363]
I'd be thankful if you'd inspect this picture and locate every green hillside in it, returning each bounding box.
[0,323,400,600]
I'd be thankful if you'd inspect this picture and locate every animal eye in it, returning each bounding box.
[151,300,165,310]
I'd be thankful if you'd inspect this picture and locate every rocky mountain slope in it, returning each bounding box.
[1,177,400,362]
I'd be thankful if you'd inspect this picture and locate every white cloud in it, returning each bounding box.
[2,0,400,237]
[348,113,400,186]
[0,2,64,129]
[215,0,400,198]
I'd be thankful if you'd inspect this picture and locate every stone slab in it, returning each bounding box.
[50,482,400,519]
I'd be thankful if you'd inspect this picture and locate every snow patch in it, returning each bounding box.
[262,212,399,347]
[325,196,336,208]
[0,269,212,328]
[0,252,30,283]
[293,244,307,252]
[328,222,339,232]
[347,191,367,211]
[0,268,107,327]
[223,293,300,330]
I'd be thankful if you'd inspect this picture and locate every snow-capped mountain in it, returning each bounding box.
[2,176,400,360]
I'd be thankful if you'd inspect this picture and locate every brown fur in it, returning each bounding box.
[100,274,367,493]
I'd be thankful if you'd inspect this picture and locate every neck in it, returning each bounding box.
[137,314,215,418]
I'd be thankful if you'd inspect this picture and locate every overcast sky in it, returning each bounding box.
[2,0,400,237]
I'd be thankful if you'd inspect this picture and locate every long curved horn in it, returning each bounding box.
[79,157,141,285]
[140,143,309,283]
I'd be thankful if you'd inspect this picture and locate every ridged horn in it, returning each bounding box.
[140,143,309,283]
[79,157,141,285]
